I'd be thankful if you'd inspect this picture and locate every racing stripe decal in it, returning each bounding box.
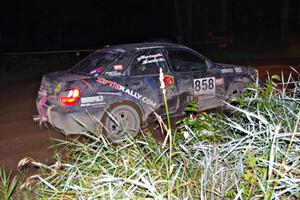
[82,80,94,90]
[144,77,157,93]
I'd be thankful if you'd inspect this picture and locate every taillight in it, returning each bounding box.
[163,75,174,89]
[60,88,80,106]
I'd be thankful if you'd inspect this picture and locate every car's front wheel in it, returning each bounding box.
[226,78,252,99]
[101,104,141,142]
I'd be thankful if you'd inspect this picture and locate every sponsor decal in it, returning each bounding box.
[113,64,123,71]
[186,95,193,103]
[105,71,124,76]
[82,80,94,90]
[96,92,122,96]
[97,77,121,90]
[54,83,62,95]
[234,67,243,73]
[80,95,104,107]
[97,77,157,107]
[81,96,103,103]
[137,53,165,64]
[221,68,234,73]
[107,49,125,54]
[80,102,104,107]
[89,66,104,75]
[136,46,164,50]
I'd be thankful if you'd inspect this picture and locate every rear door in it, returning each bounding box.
[126,49,179,115]
[166,48,225,112]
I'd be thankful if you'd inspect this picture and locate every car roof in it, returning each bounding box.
[99,42,190,53]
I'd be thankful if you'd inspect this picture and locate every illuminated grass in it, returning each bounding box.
[19,72,300,199]
[0,167,18,200]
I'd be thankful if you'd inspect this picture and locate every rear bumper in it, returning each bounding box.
[49,109,98,134]
[36,99,103,134]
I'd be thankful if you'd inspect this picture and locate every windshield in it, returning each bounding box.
[70,51,123,75]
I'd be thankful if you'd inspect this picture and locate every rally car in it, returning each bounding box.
[36,42,257,141]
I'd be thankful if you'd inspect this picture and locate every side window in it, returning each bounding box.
[104,54,128,77]
[130,49,167,76]
[168,49,207,72]
[70,52,123,76]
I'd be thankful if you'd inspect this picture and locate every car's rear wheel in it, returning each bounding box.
[101,104,141,142]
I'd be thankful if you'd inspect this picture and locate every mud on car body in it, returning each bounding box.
[36,42,257,141]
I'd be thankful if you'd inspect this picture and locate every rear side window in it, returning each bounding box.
[70,51,124,76]
[167,49,207,72]
[130,49,167,76]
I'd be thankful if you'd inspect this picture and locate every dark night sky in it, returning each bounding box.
[0,0,299,52]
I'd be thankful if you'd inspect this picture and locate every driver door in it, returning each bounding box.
[127,49,179,115]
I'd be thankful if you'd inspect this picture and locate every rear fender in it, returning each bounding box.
[101,100,145,122]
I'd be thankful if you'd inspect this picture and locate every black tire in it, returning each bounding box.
[226,78,251,99]
[101,104,141,142]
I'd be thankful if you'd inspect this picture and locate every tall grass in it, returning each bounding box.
[18,72,300,199]
[0,167,18,200]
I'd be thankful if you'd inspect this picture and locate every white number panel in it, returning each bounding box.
[194,77,215,96]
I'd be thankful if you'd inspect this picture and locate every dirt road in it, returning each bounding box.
[0,63,299,172]
[0,81,64,172]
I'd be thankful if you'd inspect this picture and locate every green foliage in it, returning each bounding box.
[184,99,198,113]
[239,151,261,199]
[177,99,223,143]
[19,132,205,199]
[223,73,300,199]
[0,167,18,200]
[176,111,222,143]
[18,73,300,199]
